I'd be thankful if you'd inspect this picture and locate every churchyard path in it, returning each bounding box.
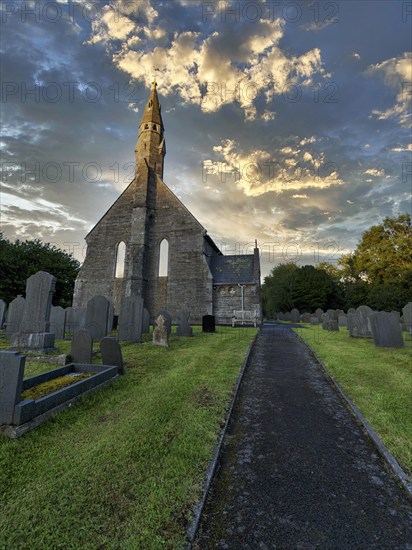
[194,322,412,549]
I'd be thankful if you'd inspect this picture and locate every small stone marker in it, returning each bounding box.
[0,351,25,425]
[369,312,404,348]
[11,271,56,351]
[71,329,93,364]
[176,310,193,337]
[202,314,215,333]
[338,314,347,327]
[154,308,172,335]
[142,308,150,334]
[402,303,412,333]
[50,305,66,339]
[101,337,125,374]
[85,295,110,340]
[153,315,169,347]
[5,296,25,339]
[118,295,143,342]
[0,299,6,329]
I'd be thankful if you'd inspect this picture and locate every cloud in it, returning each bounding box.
[365,52,412,127]
[364,168,385,177]
[390,144,412,152]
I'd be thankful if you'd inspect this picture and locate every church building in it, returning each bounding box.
[73,83,261,324]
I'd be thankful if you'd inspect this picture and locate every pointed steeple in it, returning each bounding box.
[135,81,166,178]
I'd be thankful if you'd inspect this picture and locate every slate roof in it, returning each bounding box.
[210,255,256,284]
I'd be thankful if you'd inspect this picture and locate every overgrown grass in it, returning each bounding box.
[293,324,412,476]
[0,326,256,549]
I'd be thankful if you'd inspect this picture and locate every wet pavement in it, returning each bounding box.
[194,323,412,549]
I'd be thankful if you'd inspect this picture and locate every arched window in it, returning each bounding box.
[152,124,157,130]
[115,241,126,278]
[158,239,169,277]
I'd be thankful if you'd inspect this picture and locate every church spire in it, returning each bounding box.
[135,81,166,178]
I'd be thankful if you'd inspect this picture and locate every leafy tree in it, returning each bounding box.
[0,234,80,307]
[262,263,298,316]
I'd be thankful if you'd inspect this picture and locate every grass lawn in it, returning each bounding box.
[0,326,256,549]
[292,324,412,476]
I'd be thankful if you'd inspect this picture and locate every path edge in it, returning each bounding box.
[186,329,259,547]
[296,331,412,499]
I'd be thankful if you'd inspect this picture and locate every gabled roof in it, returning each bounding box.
[210,254,256,284]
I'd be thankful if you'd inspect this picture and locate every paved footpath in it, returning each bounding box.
[194,323,412,549]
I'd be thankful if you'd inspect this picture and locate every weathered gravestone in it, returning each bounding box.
[154,308,172,335]
[118,295,143,343]
[301,313,312,323]
[347,308,356,315]
[315,308,324,321]
[85,296,110,340]
[290,309,300,323]
[202,315,215,333]
[0,299,6,329]
[369,312,404,348]
[142,308,150,334]
[70,329,93,364]
[326,309,338,321]
[107,302,114,333]
[50,305,66,339]
[284,312,292,322]
[11,271,56,351]
[277,313,284,321]
[0,351,25,425]
[176,310,193,337]
[310,317,319,325]
[153,315,169,347]
[338,314,348,327]
[402,303,412,333]
[322,320,339,331]
[5,296,25,340]
[101,337,125,374]
[348,305,373,338]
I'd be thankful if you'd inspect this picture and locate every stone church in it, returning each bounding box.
[73,83,261,324]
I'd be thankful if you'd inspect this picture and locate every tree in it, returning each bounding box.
[0,234,80,307]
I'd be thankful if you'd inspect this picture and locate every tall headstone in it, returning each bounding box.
[101,337,124,374]
[0,351,25,425]
[369,312,404,348]
[176,310,193,337]
[153,315,169,347]
[85,296,109,341]
[402,303,412,333]
[348,305,373,338]
[290,309,300,323]
[202,315,215,333]
[11,271,56,351]
[118,295,143,343]
[70,329,93,364]
[76,307,87,329]
[0,299,6,329]
[5,296,25,340]
[142,308,150,334]
[50,305,66,339]
[154,308,171,335]
[65,307,77,338]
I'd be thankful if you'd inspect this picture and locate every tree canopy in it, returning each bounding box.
[0,234,80,307]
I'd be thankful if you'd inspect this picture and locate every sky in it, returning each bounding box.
[1,0,411,278]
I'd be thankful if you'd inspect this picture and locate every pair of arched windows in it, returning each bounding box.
[114,239,169,278]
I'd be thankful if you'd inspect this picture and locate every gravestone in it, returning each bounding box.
[50,305,66,339]
[301,313,312,323]
[142,308,150,334]
[0,299,6,329]
[338,314,348,327]
[76,307,87,330]
[153,315,169,347]
[315,308,324,321]
[290,309,300,323]
[284,312,292,322]
[402,303,412,333]
[326,309,338,321]
[154,308,171,335]
[70,329,93,364]
[347,308,356,315]
[65,307,77,337]
[5,296,25,340]
[369,312,404,348]
[323,320,339,331]
[348,305,373,338]
[0,351,25,425]
[310,317,319,325]
[101,337,125,374]
[118,295,143,342]
[107,302,114,333]
[11,271,56,351]
[202,315,215,333]
[277,313,284,321]
[176,310,193,337]
[85,295,110,341]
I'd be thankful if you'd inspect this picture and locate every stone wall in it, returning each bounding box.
[213,284,261,325]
